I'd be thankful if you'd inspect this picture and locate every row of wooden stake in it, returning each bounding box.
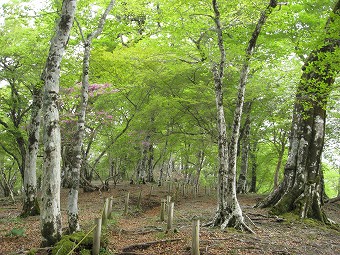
[160,195,200,255]
[92,191,202,255]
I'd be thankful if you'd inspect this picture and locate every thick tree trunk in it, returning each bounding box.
[40,0,76,246]
[22,85,42,217]
[209,0,276,232]
[68,0,115,233]
[338,167,340,197]
[257,0,340,222]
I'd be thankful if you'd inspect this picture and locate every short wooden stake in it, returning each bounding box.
[166,195,171,204]
[193,185,197,198]
[108,197,113,219]
[160,199,166,221]
[137,190,142,209]
[102,197,109,225]
[124,192,130,215]
[168,182,172,195]
[92,218,102,255]
[149,185,154,199]
[166,195,171,216]
[167,202,174,231]
[191,217,200,255]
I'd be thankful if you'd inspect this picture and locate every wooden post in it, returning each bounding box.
[166,195,171,216]
[166,195,171,205]
[168,182,171,195]
[191,217,200,255]
[102,197,109,225]
[92,218,102,255]
[137,190,142,209]
[124,192,130,215]
[160,199,166,221]
[167,202,174,231]
[108,197,113,219]
[149,185,154,199]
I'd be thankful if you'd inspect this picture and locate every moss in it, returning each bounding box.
[27,248,38,255]
[21,197,40,218]
[51,231,93,255]
[52,238,75,255]
[280,213,300,224]
[51,227,110,255]
[41,220,61,247]
[79,249,91,255]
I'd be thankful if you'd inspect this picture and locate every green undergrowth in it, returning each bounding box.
[5,227,25,237]
[51,228,109,255]
[51,212,121,255]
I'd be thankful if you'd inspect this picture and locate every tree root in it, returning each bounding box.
[205,211,255,234]
[325,195,340,203]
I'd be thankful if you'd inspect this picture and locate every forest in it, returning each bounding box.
[0,0,339,254]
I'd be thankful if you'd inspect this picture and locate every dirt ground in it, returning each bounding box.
[0,182,339,255]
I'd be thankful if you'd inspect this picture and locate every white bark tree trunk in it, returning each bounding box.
[40,0,76,246]
[22,85,42,217]
[210,0,276,232]
[68,0,115,233]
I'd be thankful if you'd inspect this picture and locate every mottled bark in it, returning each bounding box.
[68,0,115,233]
[22,85,42,217]
[237,104,251,194]
[209,0,276,232]
[338,167,340,197]
[61,144,73,188]
[257,1,340,222]
[40,0,76,246]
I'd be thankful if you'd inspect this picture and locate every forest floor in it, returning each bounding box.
[0,182,339,255]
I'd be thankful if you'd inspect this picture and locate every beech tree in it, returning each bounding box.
[209,0,278,231]
[257,0,340,222]
[67,0,115,234]
[40,0,76,246]
[22,83,42,217]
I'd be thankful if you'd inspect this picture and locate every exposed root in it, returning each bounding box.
[206,210,255,234]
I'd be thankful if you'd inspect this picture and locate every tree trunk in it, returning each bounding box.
[257,0,340,222]
[61,144,73,188]
[40,0,76,246]
[249,141,258,193]
[195,150,204,187]
[209,0,276,231]
[273,146,284,190]
[338,167,340,197]
[237,104,251,194]
[22,85,42,217]
[67,0,115,233]
[147,139,155,183]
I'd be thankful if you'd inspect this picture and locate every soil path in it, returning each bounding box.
[0,183,339,255]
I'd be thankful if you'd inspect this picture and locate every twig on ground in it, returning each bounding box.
[121,238,182,252]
